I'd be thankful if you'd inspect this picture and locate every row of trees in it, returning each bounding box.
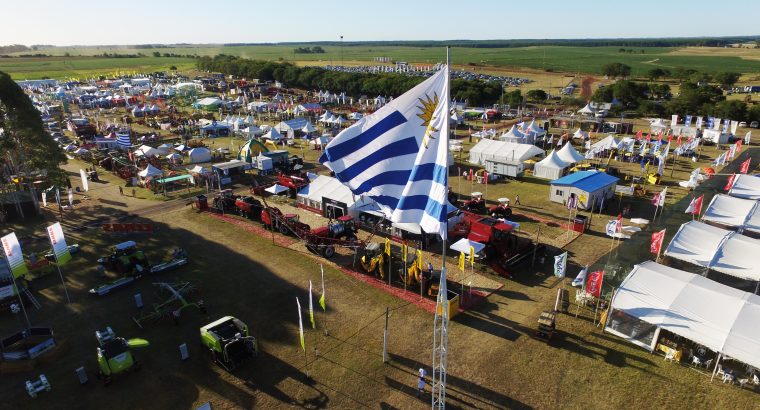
[196,55,502,106]
[604,62,743,88]
[293,46,325,54]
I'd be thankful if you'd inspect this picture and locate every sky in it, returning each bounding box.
[3,0,759,46]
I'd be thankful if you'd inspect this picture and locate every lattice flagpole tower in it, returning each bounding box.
[431,46,451,410]
[431,266,449,409]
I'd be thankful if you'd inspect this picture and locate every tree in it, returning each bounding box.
[0,71,67,186]
[525,89,547,102]
[601,62,631,78]
[503,89,522,107]
[647,68,670,81]
[713,72,741,88]
[169,65,177,70]
[710,100,747,120]
[152,51,161,57]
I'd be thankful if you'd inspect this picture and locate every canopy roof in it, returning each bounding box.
[265,184,289,195]
[449,238,486,255]
[138,164,163,178]
[557,142,585,164]
[297,175,365,206]
[468,139,544,165]
[702,194,760,235]
[550,170,618,192]
[610,260,760,370]
[577,104,595,115]
[499,125,525,140]
[728,175,760,200]
[535,150,569,169]
[590,135,621,151]
[572,128,589,139]
[664,220,760,281]
[275,118,310,133]
[522,120,546,136]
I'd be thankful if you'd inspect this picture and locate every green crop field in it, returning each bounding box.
[3,44,760,80]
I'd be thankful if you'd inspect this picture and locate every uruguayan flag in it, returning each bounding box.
[320,67,450,238]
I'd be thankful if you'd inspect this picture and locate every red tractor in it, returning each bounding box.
[212,189,239,212]
[304,216,359,259]
[452,212,532,277]
[234,196,264,220]
[488,198,513,219]
[461,192,486,213]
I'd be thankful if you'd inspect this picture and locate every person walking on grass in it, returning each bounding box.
[416,376,425,398]
[515,194,521,206]
[119,186,123,196]
[131,188,136,198]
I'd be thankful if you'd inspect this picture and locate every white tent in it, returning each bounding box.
[728,175,760,200]
[166,153,182,161]
[590,135,621,152]
[265,184,289,195]
[262,128,283,142]
[522,120,546,138]
[188,147,212,164]
[449,238,486,256]
[664,220,760,281]
[138,164,163,178]
[137,145,160,157]
[499,125,530,144]
[468,139,544,166]
[607,260,760,369]
[577,104,595,115]
[571,128,589,140]
[533,150,569,180]
[301,122,317,134]
[557,141,585,164]
[702,194,760,236]
[242,125,263,136]
[296,175,374,218]
[156,143,172,154]
[188,165,209,174]
[349,112,363,120]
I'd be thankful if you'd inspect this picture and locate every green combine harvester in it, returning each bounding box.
[200,316,257,371]
[95,327,149,385]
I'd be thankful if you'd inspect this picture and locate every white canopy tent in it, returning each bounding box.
[728,175,760,200]
[468,139,544,166]
[590,135,621,152]
[556,142,585,164]
[265,184,289,195]
[533,150,569,180]
[296,175,375,218]
[572,128,589,140]
[499,125,530,144]
[577,104,595,115]
[607,260,760,370]
[187,147,212,164]
[449,238,486,255]
[702,194,760,236]
[138,164,163,178]
[664,220,760,281]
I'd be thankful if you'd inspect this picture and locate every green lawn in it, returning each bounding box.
[0,56,195,80]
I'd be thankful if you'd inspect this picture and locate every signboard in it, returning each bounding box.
[0,284,15,299]
[47,222,72,265]
[101,223,154,233]
[1,233,28,279]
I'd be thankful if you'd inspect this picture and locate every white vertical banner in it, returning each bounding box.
[80,169,89,192]
[68,188,74,208]
[671,115,678,127]
[730,121,739,135]
[41,192,47,207]
[695,116,703,129]
[47,222,72,265]
[1,232,28,279]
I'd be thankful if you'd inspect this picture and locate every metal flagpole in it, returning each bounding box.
[432,46,451,410]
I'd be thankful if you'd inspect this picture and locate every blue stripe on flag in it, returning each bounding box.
[336,137,419,182]
[409,163,447,185]
[322,111,407,163]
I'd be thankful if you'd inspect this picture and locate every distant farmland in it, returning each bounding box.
[2,44,760,80]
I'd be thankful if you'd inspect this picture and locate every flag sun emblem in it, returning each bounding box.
[416,93,439,148]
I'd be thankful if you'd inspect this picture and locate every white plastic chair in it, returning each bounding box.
[703,359,713,369]
[691,356,702,367]
[664,350,676,362]
[716,365,726,379]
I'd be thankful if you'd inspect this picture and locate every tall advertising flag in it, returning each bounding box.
[308,280,315,329]
[469,245,475,266]
[572,266,588,288]
[296,297,305,351]
[80,169,89,192]
[586,270,605,298]
[319,264,326,311]
[725,174,737,192]
[740,158,751,174]
[458,251,465,272]
[47,222,72,265]
[1,233,29,279]
[685,195,704,215]
[553,252,567,278]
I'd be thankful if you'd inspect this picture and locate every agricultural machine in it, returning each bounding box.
[132,282,206,328]
[200,316,257,371]
[212,189,239,212]
[461,192,486,213]
[234,196,264,220]
[91,246,188,296]
[96,241,150,275]
[488,198,513,218]
[95,327,149,385]
[359,242,425,289]
[451,212,533,277]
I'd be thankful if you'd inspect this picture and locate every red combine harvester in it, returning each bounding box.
[234,196,264,220]
[451,211,533,277]
[276,172,308,193]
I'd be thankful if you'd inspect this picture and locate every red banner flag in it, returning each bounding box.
[740,158,751,174]
[677,135,683,146]
[636,130,643,140]
[650,229,666,255]
[667,134,673,143]
[725,174,736,192]
[586,270,605,298]
[685,195,704,215]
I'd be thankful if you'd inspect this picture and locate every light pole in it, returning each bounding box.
[340,35,344,66]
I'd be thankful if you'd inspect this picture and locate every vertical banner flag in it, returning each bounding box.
[731,121,739,135]
[41,192,47,207]
[671,115,678,127]
[553,252,567,278]
[458,251,465,272]
[740,158,751,174]
[572,266,588,288]
[469,245,475,266]
[416,249,423,270]
[80,169,89,192]
[47,222,72,265]
[296,297,305,351]
[68,188,74,208]
[567,195,578,210]
[586,270,605,297]
[695,116,703,129]
[725,174,737,192]
[684,115,692,127]
[319,66,451,239]
[1,233,29,279]
[384,238,391,256]
[685,195,704,215]
[308,280,315,329]
[707,117,715,130]
[723,119,730,133]
[650,229,666,255]
[319,264,326,311]
[605,220,619,237]
[714,118,722,131]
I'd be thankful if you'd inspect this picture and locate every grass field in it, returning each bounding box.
[0,56,196,80]
[3,44,760,80]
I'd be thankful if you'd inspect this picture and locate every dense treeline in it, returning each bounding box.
[224,37,759,48]
[197,55,502,106]
[0,44,31,54]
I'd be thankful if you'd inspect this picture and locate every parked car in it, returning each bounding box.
[751,121,759,129]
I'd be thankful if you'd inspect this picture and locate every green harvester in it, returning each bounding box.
[95,327,149,385]
[200,316,257,371]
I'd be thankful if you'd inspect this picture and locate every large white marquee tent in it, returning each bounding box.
[468,139,544,166]
[728,175,760,200]
[607,260,760,370]
[533,150,569,180]
[702,194,760,236]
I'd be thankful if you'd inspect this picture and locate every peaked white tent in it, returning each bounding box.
[572,128,589,140]
[138,164,163,178]
[533,150,569,180]
[265,184,289,195]
[664,220,760,281]
[521,120,546,139]
[577,104,595,115]
[301,122,317,134]
[728,175,760,200]
[590,135,621,152]
[188,147,212,164]
[262,128,283,142]
[499,125,530,144]
[702,194,760,236]
[557,141,585,164]
[607,260,760,369]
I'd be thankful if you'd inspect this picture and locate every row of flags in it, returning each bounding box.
[1,223,73,280]
[571,267,605,298]
[295,265,327,351]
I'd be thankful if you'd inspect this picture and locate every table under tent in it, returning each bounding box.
[663,220,760,292]
[607,261,760,385]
